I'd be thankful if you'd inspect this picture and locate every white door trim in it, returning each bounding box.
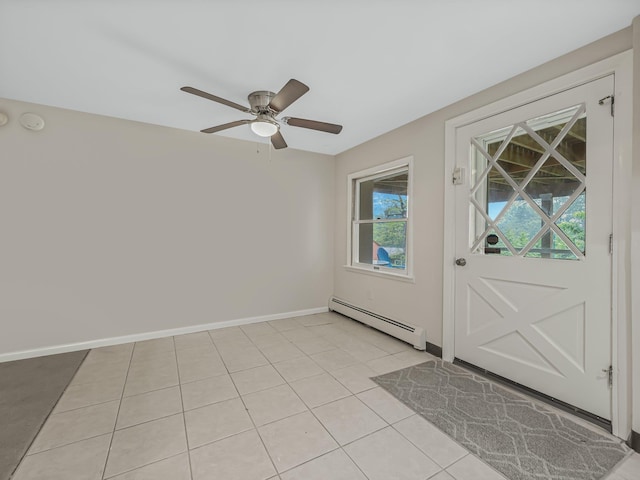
[442,50,633,439]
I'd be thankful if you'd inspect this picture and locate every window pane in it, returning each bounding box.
[491,126,544,187]
[470,105,586,260]
[555,192,585,253]
[495,196,540,253]
[359,171,408,220]
[523,156,583,208]
[524,230,579,260]
[357,221,407,268]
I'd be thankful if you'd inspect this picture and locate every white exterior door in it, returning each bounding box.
[453,76,614,420]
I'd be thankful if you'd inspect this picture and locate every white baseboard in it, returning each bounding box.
[0,306,329,363]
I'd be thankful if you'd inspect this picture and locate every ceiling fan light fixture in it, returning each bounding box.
[250,118,279,137]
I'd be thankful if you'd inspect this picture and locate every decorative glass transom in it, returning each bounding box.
[470,105,586,260]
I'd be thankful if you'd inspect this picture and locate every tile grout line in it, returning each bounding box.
[212,327,269,373]
[49,395,124,416]
[267,332,375,479]
[231,384,281,477]
[124,341,227,398]
[388,414,467,474]
[291,317,435,479]
[206,329,234,378]
[239,318,406,468]
[99,344,135,480]
[225,320,348,477]
[119,381,180,399]
[172,335,195,480]
[303,408,380,480]
[97,452,188,480]
[113,409,185,434]
[317,351,447,478]
[214,328,282,479]
[298,386,389,478]
[253,320,377,479]
[21,432,115,458]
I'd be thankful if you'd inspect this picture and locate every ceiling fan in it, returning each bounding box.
[180,79,343,149]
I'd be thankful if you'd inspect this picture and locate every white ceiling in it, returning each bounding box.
[1,1,638,155]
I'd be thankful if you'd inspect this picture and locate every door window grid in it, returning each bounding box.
[469,105,587,260]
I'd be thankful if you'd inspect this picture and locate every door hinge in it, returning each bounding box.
[599,95,614,117]
[609,233,613,255]
[603,365,613,388]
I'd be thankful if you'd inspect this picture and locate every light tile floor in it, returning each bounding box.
[11,311,640,480]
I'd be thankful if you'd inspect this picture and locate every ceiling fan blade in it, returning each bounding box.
[269,79,309,113]
[201,120,250,134]
[285,117,343,134]
[270,130,288,149]
[181,86,251,113]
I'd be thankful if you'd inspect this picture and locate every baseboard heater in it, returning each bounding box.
[328,297,426,350]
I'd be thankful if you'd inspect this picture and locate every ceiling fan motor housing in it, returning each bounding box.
[248,91,277,114]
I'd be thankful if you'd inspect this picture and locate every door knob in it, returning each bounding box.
[455,258,467,266]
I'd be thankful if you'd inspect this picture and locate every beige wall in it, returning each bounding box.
[334,27,633,350]
[0,99,335,356]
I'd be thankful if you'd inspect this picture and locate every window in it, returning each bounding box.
[469,105,586,260]
[347,157,412,277]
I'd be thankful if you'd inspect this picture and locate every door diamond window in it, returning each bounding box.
[470,105,586,260]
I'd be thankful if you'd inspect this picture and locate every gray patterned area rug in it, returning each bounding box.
[372,360,629,480]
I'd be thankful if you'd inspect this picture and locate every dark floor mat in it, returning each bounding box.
[373,360,629,480]
[0,350,88,480]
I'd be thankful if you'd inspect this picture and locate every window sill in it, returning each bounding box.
[343,265,415,283]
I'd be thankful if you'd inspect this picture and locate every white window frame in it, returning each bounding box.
[345,156,414,281]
